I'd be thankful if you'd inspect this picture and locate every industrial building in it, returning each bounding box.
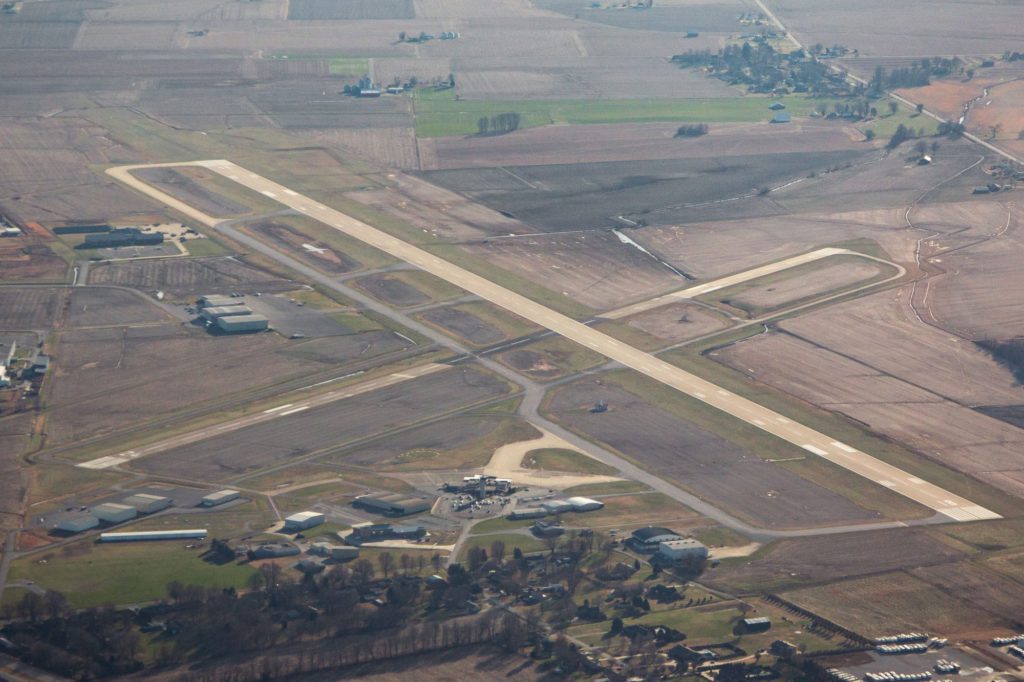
[55,515,99,533]
[283,511,325,532]
[80,227,163,249]
[200,305,252,322]
[201,489,239,507]
[541,499,574,514]
[345,523,426,545]
[215,314,269,333]
[99,529,207,542]
[566,497,603,512]
[629,526,682,552]
[91,502,138,524]
[443,474,515,497]
[197,294,243,308]
[123,493,172,514]
[657,538,709,562]
[508,507,548,520]
[353,493,432,517]
[249,543,300,559]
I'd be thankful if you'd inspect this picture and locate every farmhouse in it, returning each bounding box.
[353,493,432,516]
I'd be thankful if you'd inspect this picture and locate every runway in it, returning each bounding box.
[107,160,1001,522]
[78,362,449,470]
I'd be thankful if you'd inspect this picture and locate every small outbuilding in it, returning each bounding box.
[771,112,791,123]
[741,617,772,633]
[768,102,786,110]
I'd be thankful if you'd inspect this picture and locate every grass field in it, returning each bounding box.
[460,532,545,560]
[857,108,939,140]
[413,89,832,138]
[10,542,257,608]
[521,448,618,476]
[563,480,650,496]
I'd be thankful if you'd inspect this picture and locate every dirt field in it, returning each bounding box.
[46,325,409,445]
[716,293,1024,496]
[618,302,731,346]
[66,287,173,328]
[421,120,865,170]
[246,219,361,273]
[421,149,868,233]
[545,379,881,529]
[783,570,1010,639]
[705,527,966,594]
[496,335,607,382]
[894,78,1001,124]
[287,0,414,20]
[0,237,68,283]
[709,256,892,317]
[461,231,685,311]
[87,256,295,300]
[132,365,513,481]
[0,287,67,329]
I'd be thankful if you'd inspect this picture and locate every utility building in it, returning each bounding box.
[630,526,682,551]
[658,538,709,562]
[216,314,269,333]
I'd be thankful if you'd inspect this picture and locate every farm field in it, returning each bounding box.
[413,89,830,138]
[421,119,867,170]
[0,287,66,329]
[420,149,867,232]
[65,287,172,328]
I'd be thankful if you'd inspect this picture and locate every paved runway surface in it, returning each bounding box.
[78,363,449,469]
[107,160,1001,522]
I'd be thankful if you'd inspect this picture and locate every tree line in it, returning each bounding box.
[477,112,521,135]
[675,123,709,138]
[868,58,964,92]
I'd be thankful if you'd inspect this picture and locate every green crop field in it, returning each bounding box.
[413,88,832,138]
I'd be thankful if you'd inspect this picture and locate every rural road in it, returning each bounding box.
[107,160,1000,525]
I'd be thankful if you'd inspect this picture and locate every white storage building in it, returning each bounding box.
[123,493,172,514]
[100,529,207,542]
[658,538,709,562]
[91,502,137,524]
[567,496,604,512]
[216,314,269,333]
[283,511,325,532]
[541,499,574,514]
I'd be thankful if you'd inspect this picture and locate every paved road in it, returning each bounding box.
[77,362,450,470]
[602,247,900,319]
[107,161,999,524]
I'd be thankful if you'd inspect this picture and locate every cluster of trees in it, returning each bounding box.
[476,112,521,135]
[977,338,1024,384]
[675,123,709,138]
[886,123,925,149]
[671,41,851,96]
[868,58,964,92]
[1004,51,1024,62]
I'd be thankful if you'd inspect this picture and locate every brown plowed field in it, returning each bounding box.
[66,288,172,328]
[462,231,684,311]
[422,120,864,170]
[0,287,67,329]
[545,379,881,529]
[294,126,420,170]
[704,526,965,594]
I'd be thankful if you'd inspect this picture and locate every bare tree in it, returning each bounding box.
[378,551,395,578]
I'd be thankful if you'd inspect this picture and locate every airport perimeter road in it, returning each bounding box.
[77,363,450,470]
[108,161,1000,523]
[602,247,903,319]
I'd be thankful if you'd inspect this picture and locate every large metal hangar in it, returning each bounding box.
[216,314,269,333]
[99,529,207,542]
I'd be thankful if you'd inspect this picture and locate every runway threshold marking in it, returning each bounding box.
[103,160,1002,522]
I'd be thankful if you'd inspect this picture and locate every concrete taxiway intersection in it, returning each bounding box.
[107,160,1001,523]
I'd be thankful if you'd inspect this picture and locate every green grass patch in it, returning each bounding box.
[857,106,939,140]
[413,88,833,138]
[329,311,387,332]
[10,542,257,608]
[522,448,618,476]
[183,237,231,257]
[691,525,753,548]
[470,516,535,534]
[328,57,370,76]
[460,533,546,560]
[28,463,128,507]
